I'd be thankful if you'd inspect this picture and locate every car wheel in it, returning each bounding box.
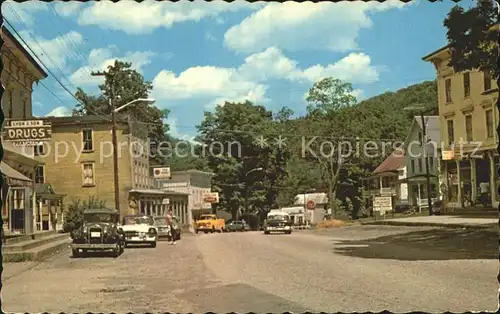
[264,231,270,235]
[150,241,157,248]
[119,242,125,254]
[286,231,292,234]
[112,244,120,258]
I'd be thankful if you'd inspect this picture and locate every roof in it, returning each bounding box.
[294,193,328,205]
[0,162,32,182]
[83,208,119,214]
[1,26,48,79]
[35,183,65,199]
[422,44,451,61]
[44,114,128,125]
[372,149,406,174]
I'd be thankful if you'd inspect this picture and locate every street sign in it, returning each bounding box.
[441,150,455,160]
[153,167,171,179]
[373,196,392,215]
[3,120,52,146]
[203,192,219,203]
[162,198,169,205]
[306,200,316,210]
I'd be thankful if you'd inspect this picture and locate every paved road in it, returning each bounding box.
[2,225,498,312]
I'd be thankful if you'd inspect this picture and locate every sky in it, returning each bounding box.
[3,0,465,141]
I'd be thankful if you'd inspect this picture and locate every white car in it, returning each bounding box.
[121,215,158,248]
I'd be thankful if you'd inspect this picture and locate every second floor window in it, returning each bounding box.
[417,158,422,173]
[82,163,95,186]
[82,129,93,151]
[463,72,470,98]
[35,166,44,183]
[445,78,452,103]
[465,114,473,142]
[484,70,492,91]
[486,109,494,138]
[34,143,45,156]
[447,119,454,145]
[411,159,415,173]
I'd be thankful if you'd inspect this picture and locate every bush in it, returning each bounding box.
[316,219,346,229]
[62,196,106,233]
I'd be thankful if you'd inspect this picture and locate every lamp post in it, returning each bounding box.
[242,167,263,221]
[92,69,156,214]
[404,105,435,215]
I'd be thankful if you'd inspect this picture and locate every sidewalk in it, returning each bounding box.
[362,215,498,232]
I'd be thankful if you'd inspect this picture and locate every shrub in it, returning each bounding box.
[62,196,106,233]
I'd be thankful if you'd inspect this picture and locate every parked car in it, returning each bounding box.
[70,208,125,258]
[227,220,250,232]
[194,214,225,233]
[153,216,181,241]
[121,215,158,247]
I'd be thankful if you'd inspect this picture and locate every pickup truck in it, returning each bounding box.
[194,214,225,233]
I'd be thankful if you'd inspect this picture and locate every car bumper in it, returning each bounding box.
[265,227,291,232]
[125,236,157,243]
[71,243,118,250]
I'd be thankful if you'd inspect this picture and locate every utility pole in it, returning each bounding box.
[91,71,121,214]
[421,113,433,216]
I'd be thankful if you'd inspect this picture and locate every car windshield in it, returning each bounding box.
[154,217,167,225]
[84,213,114,223]
[200,215,214,220]
[123,216,153,225]
[268,215,288,220]
[231,221,242,224]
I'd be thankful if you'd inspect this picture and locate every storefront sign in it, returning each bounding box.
[8,178,31,187]
[441,150,455,160]
[162,198,169,205]
[203,192,219,203]
[3,120,52,146]
[153,167,171,179]
[373,196,392,214]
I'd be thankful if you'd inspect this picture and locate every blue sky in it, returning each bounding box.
[3,0,461,141]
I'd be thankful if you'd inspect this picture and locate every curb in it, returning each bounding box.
[361,220,498,233]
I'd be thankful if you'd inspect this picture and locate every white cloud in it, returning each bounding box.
[224,1,408,54]
[70,47,157,86]
[46,106,71,117]
[16,30,84,72]
[152,47,380,109]
[166,117,199,144]
[53,2,85,17]
[75,0,262,35]
[3,0,49,26]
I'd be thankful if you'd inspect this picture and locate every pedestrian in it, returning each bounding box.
[165,208,176,245]
[479,180,490,207]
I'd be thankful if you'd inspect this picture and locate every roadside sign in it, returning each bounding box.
[306,200,316,210]
[373,196,392,215]
[3,120,52,146]
[441,150,455,160]
[153,167,171,179]
[162,198,169,205]
[203,192,219,203]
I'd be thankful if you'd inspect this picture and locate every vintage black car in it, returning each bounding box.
[70,208,125,257]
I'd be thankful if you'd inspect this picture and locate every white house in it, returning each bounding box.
[400,116,441,209]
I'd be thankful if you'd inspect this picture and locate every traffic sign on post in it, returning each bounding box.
[306,200,316,210]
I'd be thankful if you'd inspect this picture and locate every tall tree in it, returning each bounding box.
[444,0,498,77]
[72,60,170,163]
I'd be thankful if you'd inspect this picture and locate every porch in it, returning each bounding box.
[34,183,65,232]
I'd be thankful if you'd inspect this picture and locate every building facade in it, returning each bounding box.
[362,149,408,211]
[0,27,65,234]
[423,46,498,209]
[34,115,172,219]
[401,116,441,209]
[158,169,214,227]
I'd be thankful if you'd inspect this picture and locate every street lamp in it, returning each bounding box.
[92,69,157,214]
[242,167,263,221]
[404,104,435,215]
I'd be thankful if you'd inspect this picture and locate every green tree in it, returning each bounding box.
[62,196,107,233]
[444,1,498,77]
[72,60,170,163]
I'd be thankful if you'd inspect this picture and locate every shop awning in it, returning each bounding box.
[35,183,65,200]
[129,189,190,196]
[0,162,32,182]
[397,174,438,184]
